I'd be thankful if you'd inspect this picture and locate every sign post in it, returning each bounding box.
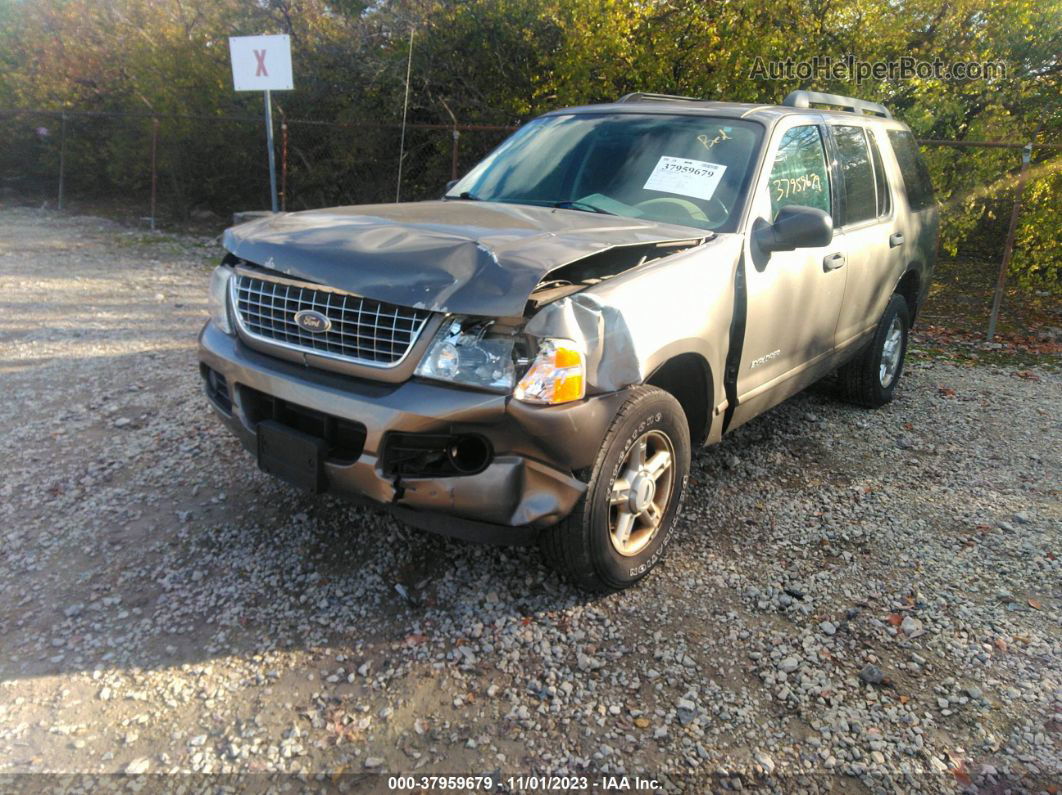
[263,90,278,211]
[229,34,293,213]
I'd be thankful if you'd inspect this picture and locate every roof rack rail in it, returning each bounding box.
[783,90,891,119]
[617,92,704,104]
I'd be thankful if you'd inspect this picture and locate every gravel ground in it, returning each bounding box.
[0,206,1059,792]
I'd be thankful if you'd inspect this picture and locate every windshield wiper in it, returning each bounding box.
[551,200,615,215]
[446,191,481,201]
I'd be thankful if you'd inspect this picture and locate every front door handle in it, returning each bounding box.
[889,232,905,248]
[823,252,846,271]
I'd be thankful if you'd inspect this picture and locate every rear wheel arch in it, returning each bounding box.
[645,352,713,447]
[895,268,922,320]
[838,293,911,408]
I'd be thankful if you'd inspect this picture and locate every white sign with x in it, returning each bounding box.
[229,34,293,92]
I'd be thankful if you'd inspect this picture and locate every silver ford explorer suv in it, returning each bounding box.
[199,90,937,591]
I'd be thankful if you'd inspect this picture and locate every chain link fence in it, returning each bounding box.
[914,139,1059,342]
[0,109,512,223]
[0,108,1057,339]
[278,118,513,210]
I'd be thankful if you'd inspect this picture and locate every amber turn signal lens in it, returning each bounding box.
[554,347,582,369]
[513,339,586,405]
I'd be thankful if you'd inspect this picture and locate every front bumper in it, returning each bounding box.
[197,322,627,544]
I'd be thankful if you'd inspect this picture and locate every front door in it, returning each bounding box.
[729,118,847,429]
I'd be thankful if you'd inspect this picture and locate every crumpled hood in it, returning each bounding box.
[223,201,710,317]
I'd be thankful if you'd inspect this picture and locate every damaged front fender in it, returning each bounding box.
[522,234,743,441]
[523,293,643,393]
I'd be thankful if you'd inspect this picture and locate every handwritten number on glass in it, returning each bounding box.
[772,173,822,202]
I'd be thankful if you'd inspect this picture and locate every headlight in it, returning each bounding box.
[208,265,233,335]
[415,317,519,391]
[513,339,586,405]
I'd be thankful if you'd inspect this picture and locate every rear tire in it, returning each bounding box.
[838,293,910,408]
[539,386,691,592]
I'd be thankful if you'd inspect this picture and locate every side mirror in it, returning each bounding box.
[445,179,459,193]
[754,205,833,252]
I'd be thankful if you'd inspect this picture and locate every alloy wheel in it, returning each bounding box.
[879,316,903,387]
[607,430,676,556]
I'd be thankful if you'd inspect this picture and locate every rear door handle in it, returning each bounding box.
[823,252,846,271]
[889,232,905,248]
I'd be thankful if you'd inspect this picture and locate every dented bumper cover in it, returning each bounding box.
[198,322,628,544]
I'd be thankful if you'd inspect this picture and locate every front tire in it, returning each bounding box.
[838,293,911,408]
[539,386,691,592]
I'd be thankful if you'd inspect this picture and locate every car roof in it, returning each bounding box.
[545,99,909,130]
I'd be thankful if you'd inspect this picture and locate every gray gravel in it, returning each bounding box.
[0,207,1059,792]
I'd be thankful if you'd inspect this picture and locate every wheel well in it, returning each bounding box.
[896,270,921,319]
[646,353,712,447]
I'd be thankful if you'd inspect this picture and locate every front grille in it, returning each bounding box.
[231,269,432,367]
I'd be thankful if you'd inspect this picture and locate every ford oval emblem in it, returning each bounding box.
[293,309,332,333]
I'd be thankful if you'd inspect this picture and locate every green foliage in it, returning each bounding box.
[1012,163,1062,288]
[0,0,1058,283]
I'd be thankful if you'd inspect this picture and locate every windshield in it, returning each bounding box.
[447,113,764,232]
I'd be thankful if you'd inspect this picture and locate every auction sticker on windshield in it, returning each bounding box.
[643,156,727,201]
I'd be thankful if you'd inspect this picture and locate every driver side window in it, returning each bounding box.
[769,125,831,220]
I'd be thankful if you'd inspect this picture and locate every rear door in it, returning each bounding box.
[731,116,847,426]
[831,124,904,350]
[885,128,940,307]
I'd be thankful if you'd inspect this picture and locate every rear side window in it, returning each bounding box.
[833,125,877,225]
[768,125,831,220]
[868,130,890,217]
[887,129,935,211]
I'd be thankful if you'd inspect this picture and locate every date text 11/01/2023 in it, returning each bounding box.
[386,774,663,791]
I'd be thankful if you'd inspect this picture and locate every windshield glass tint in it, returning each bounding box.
[448,113,764,232]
